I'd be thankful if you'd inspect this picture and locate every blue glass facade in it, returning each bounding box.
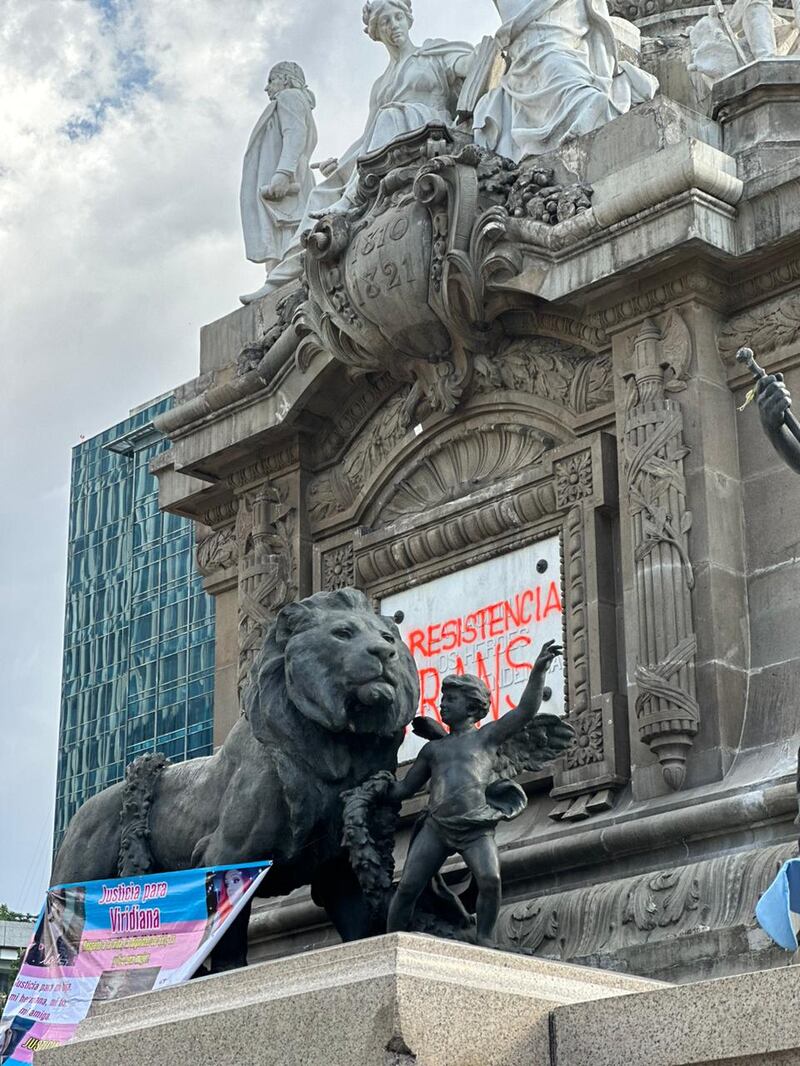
[55,397,215,849]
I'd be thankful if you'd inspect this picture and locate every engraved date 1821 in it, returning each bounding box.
[349,216,417,304]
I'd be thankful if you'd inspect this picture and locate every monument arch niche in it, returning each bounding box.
[310,342,628,825]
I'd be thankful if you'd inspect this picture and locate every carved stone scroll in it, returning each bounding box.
[298,126,593,426]
[624,318,699,791]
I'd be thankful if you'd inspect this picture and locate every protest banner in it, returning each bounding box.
[382,538,565,761]
[0,861,271,1063]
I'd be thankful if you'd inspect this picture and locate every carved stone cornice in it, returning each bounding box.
[502,310,609,353]
[228,445,300,493]
[588,270,728,334]
[608,0,791,23]
[199,500,238,528]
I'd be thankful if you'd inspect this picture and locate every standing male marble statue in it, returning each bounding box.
[240,62,319,306]
[474,0,659,160]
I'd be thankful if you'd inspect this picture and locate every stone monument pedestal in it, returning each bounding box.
[40,933,800,1064]
[40,934,658,1066]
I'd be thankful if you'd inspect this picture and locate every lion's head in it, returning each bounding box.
[243,588,418,744]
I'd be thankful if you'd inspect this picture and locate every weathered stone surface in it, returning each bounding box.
[714,59,800,179]
[40,935,660,1066]
[551,962,800,1065]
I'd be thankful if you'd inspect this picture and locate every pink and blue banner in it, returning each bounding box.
[0,861,271,1063]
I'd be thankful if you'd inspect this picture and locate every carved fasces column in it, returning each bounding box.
[237,484,298,694]
[624,319,699,791]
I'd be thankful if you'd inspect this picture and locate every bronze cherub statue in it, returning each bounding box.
[344,640,573,947]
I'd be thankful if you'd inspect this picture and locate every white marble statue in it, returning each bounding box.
[240,62,319,306]
[688,0,799,85]
[473,0,659,160]
[256,0,475,295]
[320,0,474,214]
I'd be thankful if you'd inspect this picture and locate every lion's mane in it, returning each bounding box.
[240,588,418,888]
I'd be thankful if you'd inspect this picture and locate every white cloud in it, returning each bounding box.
[0,0,499,912]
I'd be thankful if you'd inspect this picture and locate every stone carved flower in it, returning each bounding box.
[556,452,593,507]
[323,544,355,590]
[566,708,604,767]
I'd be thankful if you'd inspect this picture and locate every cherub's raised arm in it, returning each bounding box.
[390,745,432,802]
[483,640,563,745]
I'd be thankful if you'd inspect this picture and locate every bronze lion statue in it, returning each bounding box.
[52,588,419,967]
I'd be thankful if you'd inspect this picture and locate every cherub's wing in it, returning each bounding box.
[411,716,448,741]
[491,713,575,781]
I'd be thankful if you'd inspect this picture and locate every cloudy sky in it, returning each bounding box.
[0,0,500,912]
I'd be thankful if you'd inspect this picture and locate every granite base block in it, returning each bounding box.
[551,961,800,1066]
[39,934,659,1066]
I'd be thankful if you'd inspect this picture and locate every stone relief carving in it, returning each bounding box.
[474,338,613,413]
[505,167,593,223]
[228,445,300,493]
[307,389,411,524]
[718,290,800,364]
[555,452,594,508]
[589,271,727,334]
[563,505,591,719]
[624,316,699,791]
[688,0,799,87]
[622,868,701,931]
[611,0,789,19]
[568,708,605,767]
[367,424,553,527]
[195,524,238,578]
[307,340,609,528]
[237,487,298,692]
[297,126,596,426]
[238,286,307,376]
[321,544,356,591]
[355,482,559,587]
[473,0,658,161]
[497,840,794,960]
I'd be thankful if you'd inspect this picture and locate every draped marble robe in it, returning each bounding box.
[474,0,658,161]
[240,86,318,271]
[260,39,473,295]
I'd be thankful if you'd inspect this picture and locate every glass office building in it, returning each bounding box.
[55,395,215,849]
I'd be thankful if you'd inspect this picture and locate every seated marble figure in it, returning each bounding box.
[256,0,475,296]
[473,0,658,161]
